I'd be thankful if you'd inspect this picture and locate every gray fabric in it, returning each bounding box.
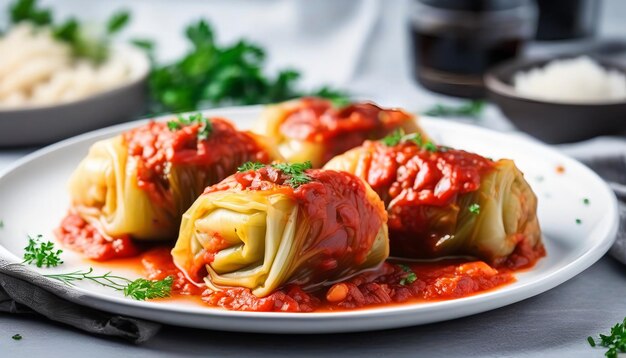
[0,260,161,343]
[581,155,626,265]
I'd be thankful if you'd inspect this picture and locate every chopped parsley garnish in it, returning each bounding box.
[23,235,63,268]
[43,268,173,301]
[576,218,582,225]
[12,334,22,341]
[381,129,438,152]
[424,100,485,119]
[167,113,213,140]
[237,161,265,172]
[398,264,417,286]
[272,161,313,188]
[588,317,626,358]
[237,161,313,188]
[583,198,590,205]
[469,203,481,215]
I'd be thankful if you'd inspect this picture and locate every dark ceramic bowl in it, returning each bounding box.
[0,44,150,147]
[485,56,626,143]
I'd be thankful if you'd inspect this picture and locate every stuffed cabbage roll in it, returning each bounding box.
[324,136,544,268]
[66,115,280,243]
[172,164,389,297]
[254,97,426,168]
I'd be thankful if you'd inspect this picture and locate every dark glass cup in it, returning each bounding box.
[535,0,601,41]
[409,0,537,98]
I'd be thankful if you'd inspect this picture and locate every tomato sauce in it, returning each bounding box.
[56,213,139,261]
[279,98,415,165]
[123,118,272,207]
[137,248,518,312]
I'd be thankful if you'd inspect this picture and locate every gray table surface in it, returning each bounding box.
[2,0,626,357]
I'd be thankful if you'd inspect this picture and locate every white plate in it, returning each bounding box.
[0,106,618,333]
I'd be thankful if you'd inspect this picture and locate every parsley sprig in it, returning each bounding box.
[398,264,417,286]
[44,268,173,301]
[237,161,313,188]
[22,235,63,268]
[381,129,438,152]
[425,100,485,119]
[588,317,626,358]
[272,161,313,188]
[145,20,349,113]
[469,203,481,215]
[167,113,213,140]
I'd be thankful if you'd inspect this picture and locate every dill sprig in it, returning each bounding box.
[167,113,213,140]
[22,235,63,268]
[588,317,626,358]
[272,161,313,188]
[43,268,173,301]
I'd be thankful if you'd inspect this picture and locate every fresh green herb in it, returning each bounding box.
[398,264,417,285]
[424,100,485,119]
[22,235,63,268]
[469,203,481,215]
[380,129,438,152]
[124,276,173,300]
[238,161,265,172]
[8,0,129,63]
[423,142,438,152]
[147,20,348,113]
[9,0,51,26]
[576,218,582,224]
[583,198,590,205]
[272,161,313,188]
[11,334,22,341]
[167,113,213,140]
[400,272,417,285]
[43,268,173,301]
[381,129,405,147]
[106,10,130,34]
[587,317,626,358]
[313,86,351,108]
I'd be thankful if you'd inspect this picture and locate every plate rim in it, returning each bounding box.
[0,106,619,331]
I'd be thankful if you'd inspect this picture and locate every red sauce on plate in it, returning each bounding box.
[279,97,416,165]
[137,248,518,312]
[55,213,138,261]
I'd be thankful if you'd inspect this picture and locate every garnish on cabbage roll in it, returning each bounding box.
[60,115,280,259]
[171,163,389,297]
[254,97,426,168]
[324,134,544,268]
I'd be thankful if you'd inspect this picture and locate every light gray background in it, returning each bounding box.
[1,0,625,356]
